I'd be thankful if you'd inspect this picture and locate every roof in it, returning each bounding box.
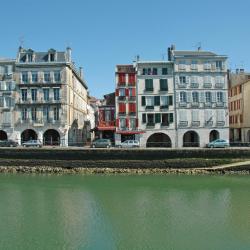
[173,50,227,58]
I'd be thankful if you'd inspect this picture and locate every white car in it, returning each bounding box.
[22,140,43,148]
[119,140,140,148]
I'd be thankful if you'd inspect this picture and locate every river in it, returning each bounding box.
[0,174,249,250]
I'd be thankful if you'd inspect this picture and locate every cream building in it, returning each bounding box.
[14,47,89,146]
[229,71,250,143]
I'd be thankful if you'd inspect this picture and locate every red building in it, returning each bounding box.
[115,65,143,145]
[94,92,116,142]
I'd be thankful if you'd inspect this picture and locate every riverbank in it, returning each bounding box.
[0,148,250,174]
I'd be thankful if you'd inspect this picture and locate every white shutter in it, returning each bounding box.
[223,92,227,102]
[199,92,205,102]
[186,76,190,84]
[187,92,192,102]
[175,76,179,84]
[212,92,216,102]
[179,110,187,121]
[216,110,224,122]
[176,92,180,102]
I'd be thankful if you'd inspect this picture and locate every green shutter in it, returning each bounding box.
[142,113,146,123]
[154,96,160,106]
[168,96,173,106]
[141,96,146,106]
[162,68,168,75]
[145,79,153,91]
[169,113,174,123]
[160,79,168,91]
[155,113,161,123]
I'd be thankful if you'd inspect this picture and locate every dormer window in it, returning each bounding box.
[27,54,33,62]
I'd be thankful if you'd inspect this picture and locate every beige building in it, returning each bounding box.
[14,47,89,146]
[229,71,250,143]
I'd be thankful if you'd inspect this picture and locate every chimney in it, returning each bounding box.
[171,44,175,51]
[236,68,239,74]
[79,67,83,78]
[66,47,72,62]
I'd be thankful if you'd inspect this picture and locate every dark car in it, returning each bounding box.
[0,140,18,147]
[91,139,112,148]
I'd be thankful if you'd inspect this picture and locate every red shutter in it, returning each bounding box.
[129,74,135,85]
[136,118,138,128]
[119,103,126,113]
[115,89,119,96]
[111,110,115,121]
[132,88,136,96]
[125,88,129,96]
[126,117,129,127]
[119,73,125,84]
[116,119,119,127]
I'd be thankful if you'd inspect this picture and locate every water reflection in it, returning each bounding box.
[0,175,249,250]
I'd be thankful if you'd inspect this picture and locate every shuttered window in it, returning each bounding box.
[145,79,153,91]
[160,79,168,91]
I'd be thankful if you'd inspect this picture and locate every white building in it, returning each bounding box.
[169,46,229,147]
[136,61,175,147]
[0,59,16,141]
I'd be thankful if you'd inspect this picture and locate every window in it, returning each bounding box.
[154,96,160,106]
[146,96,154,107]
[128,88,135,96]
[145,79,153,91]
[152,68,158,75]
[105,110,111,121]
[31,89,37,101]
[162,113,168,125]
[54,71,60,82]
[43,106,50,121]
[44,72,50,82]
[22,108,27,120]
[204,76,211,83]
[204,61,211,70]
[168,96,173,106]
[31,107,37,121]
[53,107,59,120]
[147,114,154,124]
[141,96,146,106]
[192,92,199,103]
[192,110,199,121]
[179,76,186,84]
[119,103,126,114]
[128,74,135,84]
[160,79,168,91]
[161,96,168,107]
[205,92,211,103]
[53,88,60,100]
[43,88,49,101]
[22,72,28,83]
[142,113,146,123]
[216,61,223,69]
[129,103,136,113]
[21,89,27,101]
[120,118,126,128]
[119,88,125,96]
[118,73,126,84]
[180,92,187,102]
[32,72,38,82]
[217,92,223,102]
[162,68,168,75]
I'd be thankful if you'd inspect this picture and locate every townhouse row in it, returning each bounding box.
[97,45,229,148]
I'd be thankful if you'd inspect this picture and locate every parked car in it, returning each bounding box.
[0,140,18,147]
[91,139,112,148]
[118,140,140,148]
[22,140,42,148]
[207,139,230,148]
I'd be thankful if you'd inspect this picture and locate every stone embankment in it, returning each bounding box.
[0,148,249,174]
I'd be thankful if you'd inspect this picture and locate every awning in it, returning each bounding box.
[97,126,116,131]
[116,130,145,135]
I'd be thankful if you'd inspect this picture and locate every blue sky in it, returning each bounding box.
[1,0,250,98]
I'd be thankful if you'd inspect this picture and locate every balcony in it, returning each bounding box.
[216,121,225,127]
[144,88,154,93]
[159,88,168,92]
[179,102,187,108]
[128,96,136,102]
[1,122,11,128]
[215,83,224,88]
[216,102,224,107]
[118,112,126,116]
[118,96,126,101]
[178,84,187,89]
[204,102,212,107]
[178,121,188,128]
[160,105,169,110]
[98,121,115,127]
[128,111,136,116]
[203,83,212,88]
[191,102,199,108]
[191,121,200,127]
[205,121,213,127]
[145,106,154,110]
[161,122,169,128]
[118,82,126,87]
[146,123,155,128]
[190,83,199,88]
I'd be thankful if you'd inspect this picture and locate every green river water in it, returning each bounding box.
[0,174,249,250]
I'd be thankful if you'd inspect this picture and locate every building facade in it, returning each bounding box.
[169,46,229,147]
[115,65,142,145]
[229,71,250,143]
[136,62,175,147]
[0,59,16,141]
[14,47,89,146]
